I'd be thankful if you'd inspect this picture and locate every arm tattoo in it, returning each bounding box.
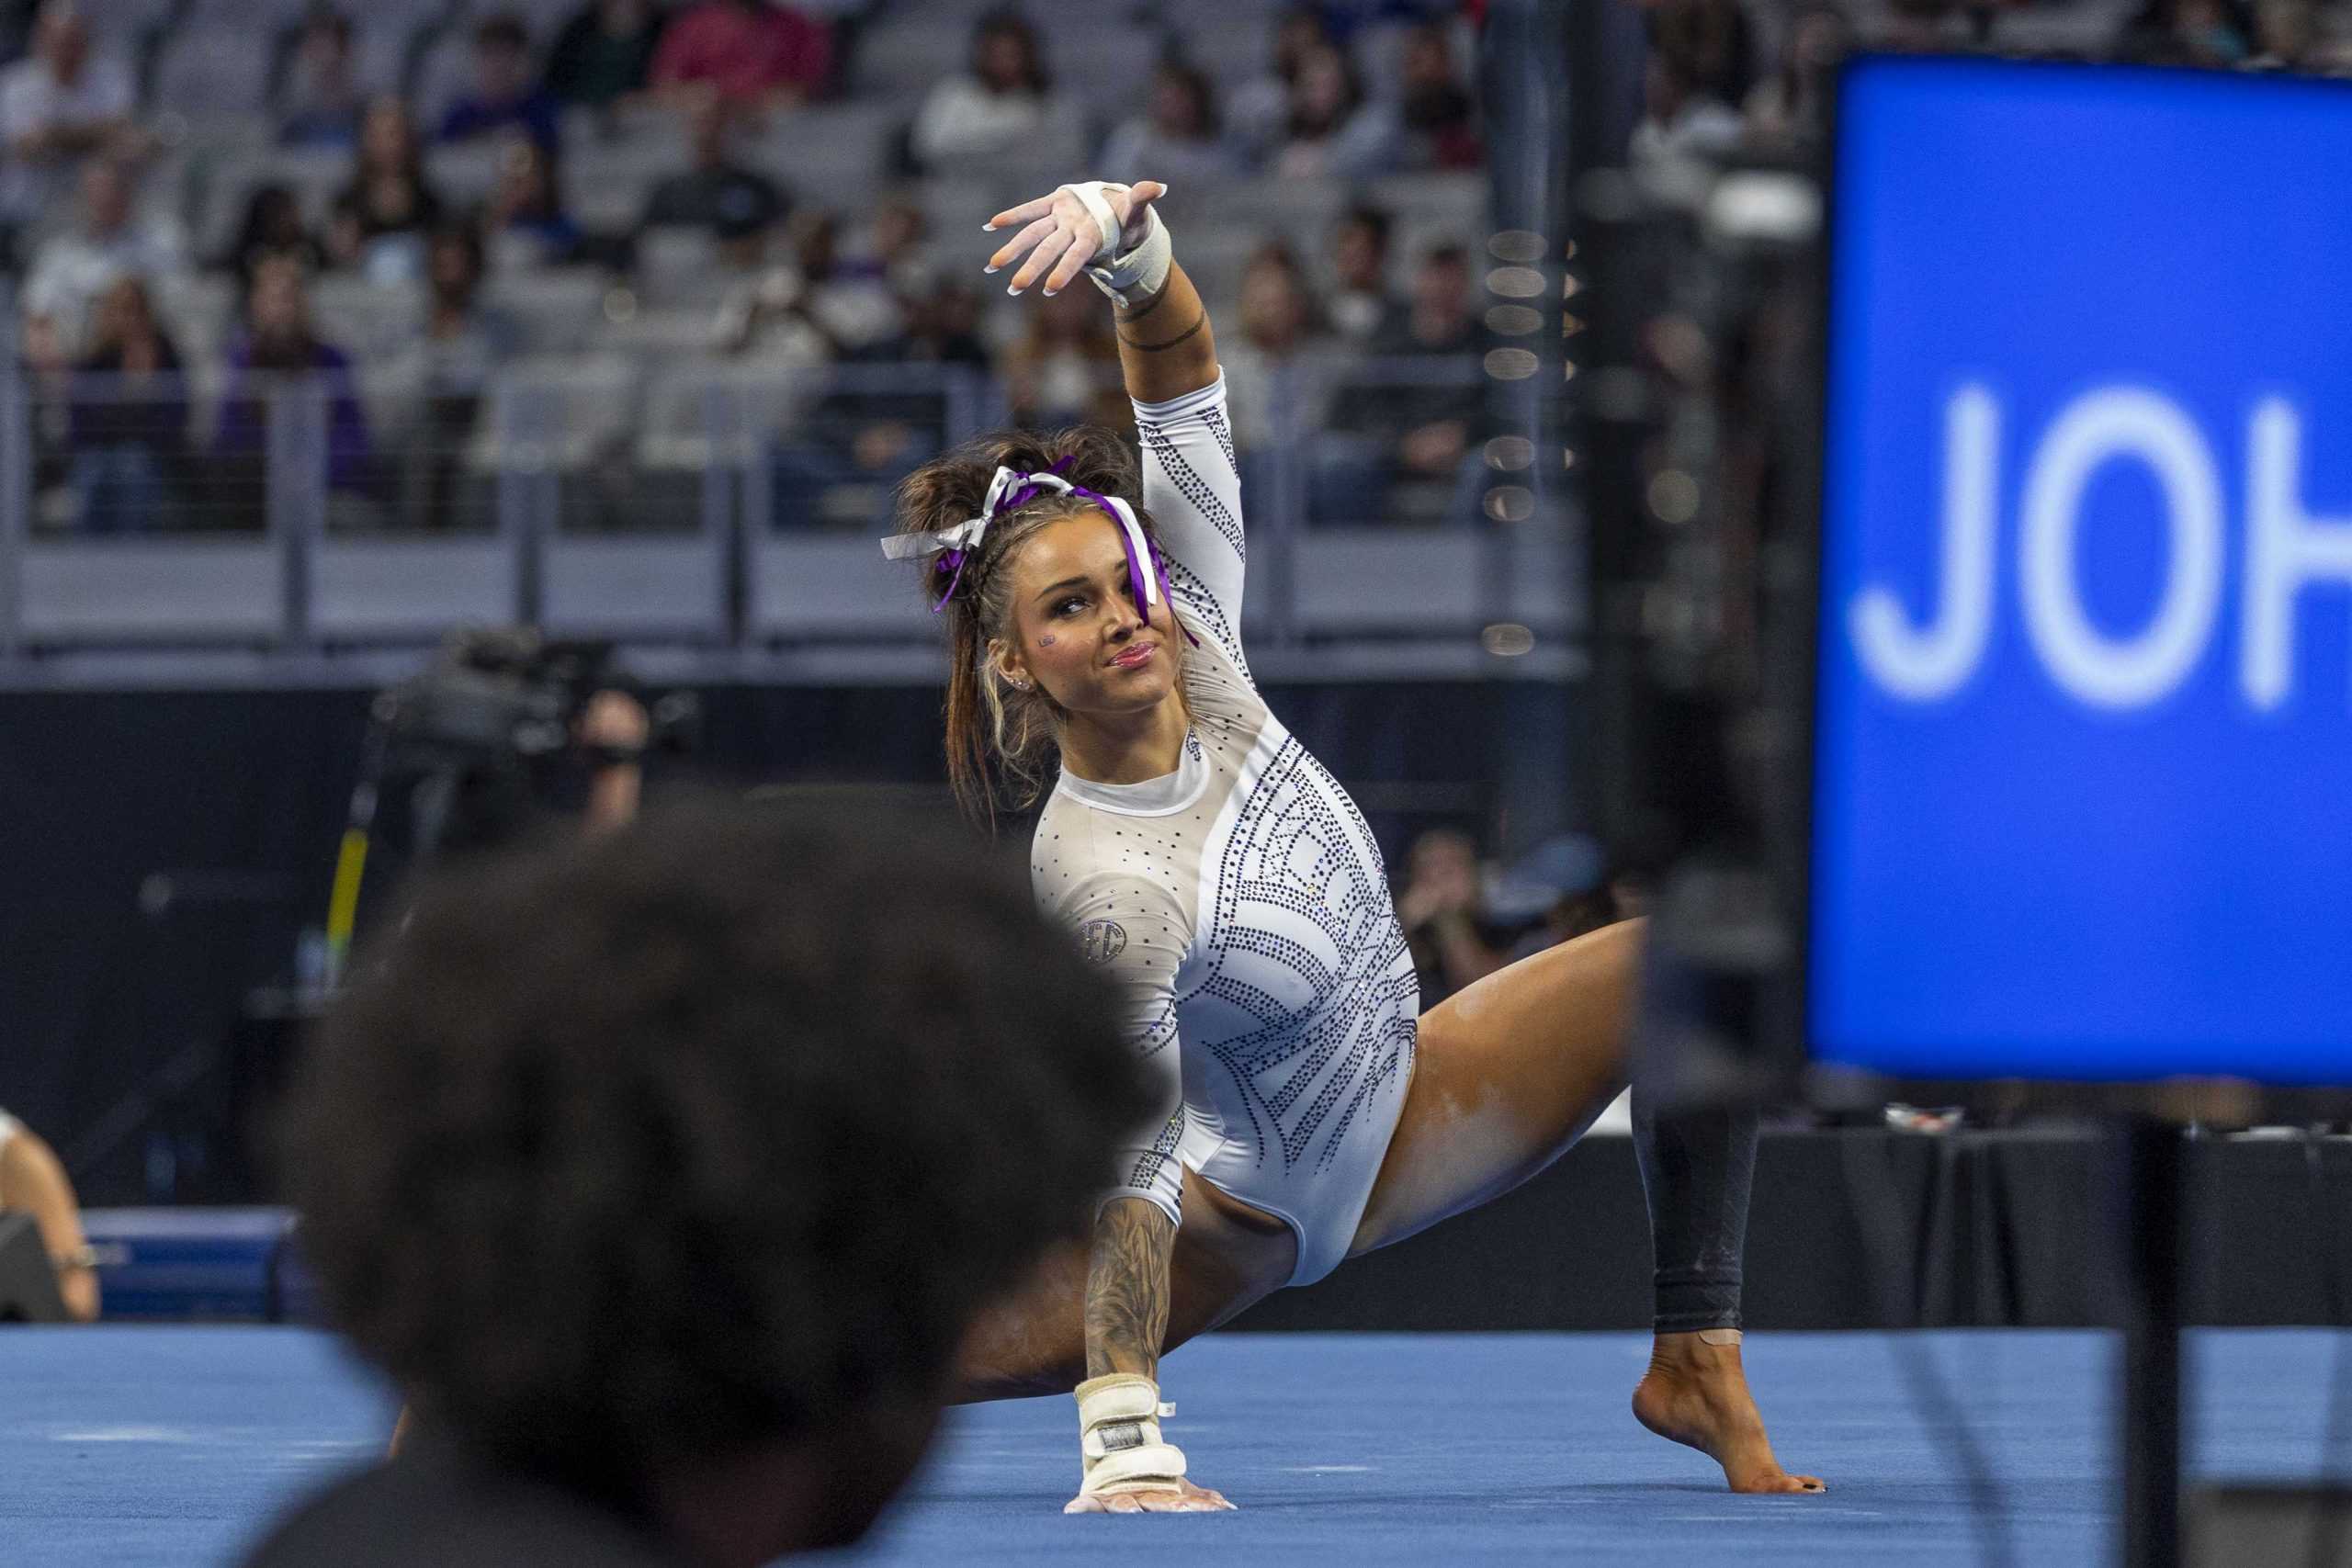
[1084,1198,1177,1379]
[1117,310,1207,354]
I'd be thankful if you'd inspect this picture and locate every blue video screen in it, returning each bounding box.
[1810,57,2352,1084]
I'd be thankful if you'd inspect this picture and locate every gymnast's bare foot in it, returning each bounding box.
[1631,1332,1826,1495]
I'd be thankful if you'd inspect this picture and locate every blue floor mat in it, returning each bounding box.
[2,1326,2346,1566]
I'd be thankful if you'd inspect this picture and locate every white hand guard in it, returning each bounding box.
[1075,1373,1188,1496]
[1057,180,1173,309]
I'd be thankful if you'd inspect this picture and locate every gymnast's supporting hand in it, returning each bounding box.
[1064,1197,1234,1515]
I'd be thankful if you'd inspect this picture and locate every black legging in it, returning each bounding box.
[1633,1094,1758,1336]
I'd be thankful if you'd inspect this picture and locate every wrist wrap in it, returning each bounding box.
[1075,1372,1188,1495]
[1057,181,1173,308]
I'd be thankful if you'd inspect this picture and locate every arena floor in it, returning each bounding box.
[2,1326,2346,1566]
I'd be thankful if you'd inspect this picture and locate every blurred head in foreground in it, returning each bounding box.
[254,798,1148,1568]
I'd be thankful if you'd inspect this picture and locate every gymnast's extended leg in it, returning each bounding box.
[1349,918,1823,1494]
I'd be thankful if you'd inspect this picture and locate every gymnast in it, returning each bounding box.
[881,177,1826,1514]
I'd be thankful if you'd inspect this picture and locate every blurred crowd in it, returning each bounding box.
[0,0,1497,534]
[1628,0,2352,197]
[12,0,2348,536]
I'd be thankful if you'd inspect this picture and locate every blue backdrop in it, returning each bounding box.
[1811,57,2352,1082]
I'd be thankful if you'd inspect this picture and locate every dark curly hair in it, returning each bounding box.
[283,796,1148,1491]
[893,425,1187,825]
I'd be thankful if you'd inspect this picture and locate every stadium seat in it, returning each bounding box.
[847,17,968,99]
[596,302,725,359]
[1040,22,1159,122]
[424,139,508,211]
[481,268,609,354]
[411,31,476,132]
[1371,172,1487,263]
[638,355,814,471]
[472,351,641,472]
[634,226,727,307]
[309,276,426,365]
[1160,178,1349,264]
[751,101,896,212]
[152,28,277,125]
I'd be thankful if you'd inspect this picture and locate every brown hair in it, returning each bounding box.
[892,425,1183,827]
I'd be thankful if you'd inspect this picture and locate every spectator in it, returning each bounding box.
[1001,281,1124,432]
[1099,61,1238,188]
[217,183,326,288]
[1317,243,1483,524]
[1272,42,1400,180]
[1397,22,1479,169]
[649,0,831,110]
[2248,0,2320,66]
[67,275,187,534]
[384,225,518,529]
[766,277,991,526]
[18,298,74,522]
[328,96,446,283]
[1492,837,1614,962]
[0,1110,99,1322]
[485,135,582,269]
[1876,0,1964,52]
[2126,0,2253,62]
[841,192,932,299]
[543,0,669,112]
[241,802,1145,1568]
[1229,6,1335,160]
[1214,243,1323,453]
[909,9,1065,173]
[418,223,522,380]
[214,254,371,511]
[720,208,900,357]
[1327,203,1398,344]
[1646,0,1758,109]
[1395,829,1510,1008]
[1628,47,1743,204]
[638,95,786,254]
[438,15,560,149]
[0,2,139,254]
[22,156,187,355]
[278,10,367,149]
[1743,2,1847,152]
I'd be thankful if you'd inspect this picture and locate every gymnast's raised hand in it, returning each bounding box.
[984,179,1170,299]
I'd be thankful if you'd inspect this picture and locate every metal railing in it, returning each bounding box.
[0,357,1580,664]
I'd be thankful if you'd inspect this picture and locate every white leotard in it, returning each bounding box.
[1032,374,1418,1286]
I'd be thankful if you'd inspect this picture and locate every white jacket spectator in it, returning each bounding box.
[1227,6,1336,161]
[23,159,187,354]
[0,4,135,231]
[1099,62,1239,188]
[1271,44,1400,181]
[910,11,1069,172]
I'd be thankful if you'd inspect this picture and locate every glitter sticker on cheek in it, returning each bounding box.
[1039,635,1057,647]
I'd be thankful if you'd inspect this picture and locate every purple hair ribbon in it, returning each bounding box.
[879,456,1196,643]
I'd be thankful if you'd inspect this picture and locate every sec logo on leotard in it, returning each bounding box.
[1079,920,1127,964]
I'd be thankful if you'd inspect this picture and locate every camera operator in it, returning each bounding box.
[371,628,690,870]
[576,687,650,834]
